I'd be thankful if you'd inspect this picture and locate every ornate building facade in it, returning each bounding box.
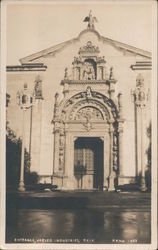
[6,13,151,190]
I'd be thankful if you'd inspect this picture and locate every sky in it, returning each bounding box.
[6,1,153,65]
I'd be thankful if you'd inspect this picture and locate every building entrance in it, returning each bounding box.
[74,137,103,190]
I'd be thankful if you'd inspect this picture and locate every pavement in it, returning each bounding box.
[7,190,151,210]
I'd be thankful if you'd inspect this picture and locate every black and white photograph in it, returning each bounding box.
[0,1,157,249]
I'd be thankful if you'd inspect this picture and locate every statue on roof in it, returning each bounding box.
[83,10,98,30]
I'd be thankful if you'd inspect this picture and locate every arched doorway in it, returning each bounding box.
[74,137,103,190]
[52,87,121,190]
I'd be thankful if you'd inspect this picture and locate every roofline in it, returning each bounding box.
[20,29,151,64]
[7,63,47,72]
[130,61,152,70]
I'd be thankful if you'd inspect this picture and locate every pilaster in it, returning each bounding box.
[30,76,43,173]
[132,73,148,191]
[108,122,115,191]
[103,133,110,189]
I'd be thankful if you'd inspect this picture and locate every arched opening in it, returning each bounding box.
[74,137,103,190]
[83,58,97,80]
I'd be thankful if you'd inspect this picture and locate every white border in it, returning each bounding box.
[0,0,157,250]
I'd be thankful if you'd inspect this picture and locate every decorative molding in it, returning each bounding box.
[79,41,100,55]
[130,61,152,71]
[61,79,108,85]
[83,117,93,131]
[7,63,47,72]
[74,106,104,121]
[60,90,118,122]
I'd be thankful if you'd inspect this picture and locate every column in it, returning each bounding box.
[18,109,26,191]
[140,107,147,191]
[136,107,141,176]
[134,73,147,191]
[31,75,43,174]
[108,122,115,191]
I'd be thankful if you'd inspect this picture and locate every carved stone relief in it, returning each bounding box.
[70,41,107,81]
[59,133,65,171]
[69,100,109,122]
[113,132,118,171]
[60,89,118,122]
[74,106,104,121]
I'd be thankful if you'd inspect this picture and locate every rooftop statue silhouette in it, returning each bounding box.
[83,10,98,29]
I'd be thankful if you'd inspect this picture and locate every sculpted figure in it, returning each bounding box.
[64,67,68,79]
[83,64,95,80]
[83,10,98,29]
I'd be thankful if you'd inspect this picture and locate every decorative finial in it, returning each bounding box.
[136,73,144,87]
[34,75,43,99]
[83,10,98,30]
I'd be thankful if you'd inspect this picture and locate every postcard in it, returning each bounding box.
[0,0,157,249]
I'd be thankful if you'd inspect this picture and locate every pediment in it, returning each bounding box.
[20,29,151,64]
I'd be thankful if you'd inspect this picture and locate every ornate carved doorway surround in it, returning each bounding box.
[52,86,122,190]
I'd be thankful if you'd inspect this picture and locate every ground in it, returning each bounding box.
[6,190,151,244]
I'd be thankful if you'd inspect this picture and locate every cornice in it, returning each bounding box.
[6,63,47,72]
[130,61,152,71]
[61,79,108,85]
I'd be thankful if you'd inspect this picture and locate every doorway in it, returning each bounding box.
[74,137,103,189]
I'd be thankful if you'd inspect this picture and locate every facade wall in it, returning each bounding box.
[6,29,151,187]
